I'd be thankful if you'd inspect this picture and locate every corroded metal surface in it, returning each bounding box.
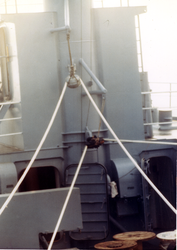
[113,231,156,242]
[94,240,137,249]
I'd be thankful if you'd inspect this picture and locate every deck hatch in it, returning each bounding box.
[65,163,109,240]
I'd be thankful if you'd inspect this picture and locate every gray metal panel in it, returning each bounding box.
[1,13,63,150]
[48,0,105,166]
[93,7,146,143]
[110,158,142,198]
[43,0,109,167]
[0,187,82,249]
[0,162,17,194]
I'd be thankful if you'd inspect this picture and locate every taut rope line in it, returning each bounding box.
[0,82,68,216]
[48,145,88,250]
[80,79,177,215]
[104,138,177,146]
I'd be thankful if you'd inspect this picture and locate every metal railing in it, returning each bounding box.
[94,0,155,8]
[0,0,43,14]
[141,82,177,127]
[0,24,22,138]
[149,82,177,110]
[98,0,130,7]
[0,101,22,137]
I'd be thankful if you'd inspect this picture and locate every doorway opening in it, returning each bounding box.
[19,166,60,192]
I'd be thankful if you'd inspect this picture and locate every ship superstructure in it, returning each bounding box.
[0,1,176,249]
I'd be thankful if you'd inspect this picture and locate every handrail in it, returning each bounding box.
[79,58,107,93]
[147,82,177,113]
[50,0,71,33]
[0,82,67,216]
[0,101,21,105]
[0,117,21,122]
[142,107,177,110]
[142,91,177,94]
[50,26,70,33]
[80,78,177,215]
[144,121,177,126]
[0,132,22,137]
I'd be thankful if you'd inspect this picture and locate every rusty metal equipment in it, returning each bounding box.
[86,135,104,148]
[113,231,156,250]
[94,240,137,250]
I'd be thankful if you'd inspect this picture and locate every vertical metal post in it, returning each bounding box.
[170,83,171,108]
[137,15,144,72]
[64,0,70,27]
[4,0,7,14]
[15,0,18,13]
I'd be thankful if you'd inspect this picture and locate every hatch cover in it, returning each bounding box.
[65,163,109,240]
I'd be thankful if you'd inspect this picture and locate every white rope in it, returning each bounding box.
[104,138,177,146]
[80,79,177,215]
[48,145,88,250]
[0,82,68,216]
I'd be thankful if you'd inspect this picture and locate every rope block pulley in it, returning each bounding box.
[86,135,104,148]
